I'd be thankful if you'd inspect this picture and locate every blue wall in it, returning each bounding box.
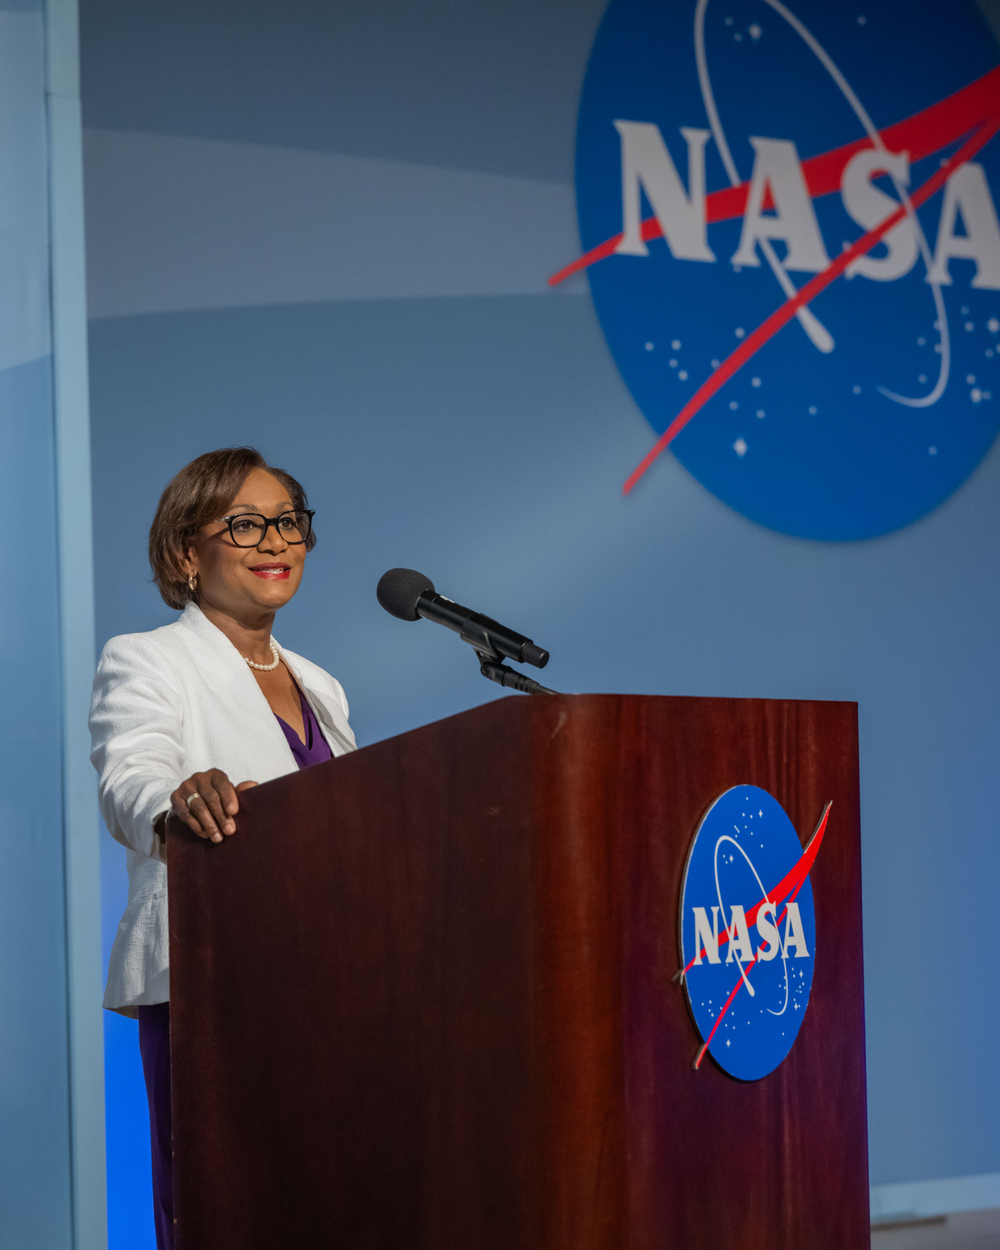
[80,0,1000,1240]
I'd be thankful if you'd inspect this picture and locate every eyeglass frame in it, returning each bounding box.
[218,509,316,548]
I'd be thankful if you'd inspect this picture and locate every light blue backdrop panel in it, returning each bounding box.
[0,1,89,1244]
[80,0,1000,1241]
[0,356,73,1249]
[89,293,1000,1192]
[80,0,603,179]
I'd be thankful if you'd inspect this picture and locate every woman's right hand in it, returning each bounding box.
[168,770,259,843]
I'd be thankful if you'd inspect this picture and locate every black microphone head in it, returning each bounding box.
[377,568,436,621]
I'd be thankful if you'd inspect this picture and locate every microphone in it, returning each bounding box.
[377,568,550,669]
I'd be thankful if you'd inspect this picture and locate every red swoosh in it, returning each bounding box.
[550,65,1000,287]
[623,115,1000,493]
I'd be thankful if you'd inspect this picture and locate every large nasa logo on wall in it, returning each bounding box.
[561,0,1000,539]
[679,786,829,1080]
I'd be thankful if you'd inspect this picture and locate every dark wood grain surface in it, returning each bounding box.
[168,693,867,1249]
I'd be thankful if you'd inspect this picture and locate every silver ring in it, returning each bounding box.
[184,791,203,808]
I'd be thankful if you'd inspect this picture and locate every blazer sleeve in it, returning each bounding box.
[89,633,185,860]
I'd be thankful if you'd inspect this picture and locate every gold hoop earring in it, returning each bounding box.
[188,572,198,593]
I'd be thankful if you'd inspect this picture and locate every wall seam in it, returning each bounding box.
[44,0,107,1247]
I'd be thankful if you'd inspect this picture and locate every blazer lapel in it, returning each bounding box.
[177,604,298,772]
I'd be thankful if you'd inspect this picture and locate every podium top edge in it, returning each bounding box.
[365,690,858,747]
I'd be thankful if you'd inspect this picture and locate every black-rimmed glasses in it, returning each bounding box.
[221,509,315,548]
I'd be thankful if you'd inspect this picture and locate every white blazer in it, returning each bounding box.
[90,603,356,1015]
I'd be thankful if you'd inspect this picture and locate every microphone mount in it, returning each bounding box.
[461,619,559,695]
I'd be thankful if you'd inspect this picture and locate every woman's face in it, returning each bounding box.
[183,468,308,620]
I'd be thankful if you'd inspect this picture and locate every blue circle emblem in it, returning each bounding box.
[573,0,1000,538]
[680,785,817,1080]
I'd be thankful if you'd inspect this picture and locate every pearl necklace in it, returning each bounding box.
[244,641,281,672]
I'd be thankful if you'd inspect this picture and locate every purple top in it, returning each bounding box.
[275,689,333,769]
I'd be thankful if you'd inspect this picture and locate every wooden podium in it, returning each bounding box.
[168,694,868,1249]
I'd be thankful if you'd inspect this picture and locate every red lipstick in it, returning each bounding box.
[249,563,291,580]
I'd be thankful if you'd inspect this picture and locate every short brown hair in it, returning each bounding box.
[149,447,316,610]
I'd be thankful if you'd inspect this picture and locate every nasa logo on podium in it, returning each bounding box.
[678,785,830,1080]
[561,0,1000,539]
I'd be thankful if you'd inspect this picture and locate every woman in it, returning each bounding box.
[90,447,356,1250]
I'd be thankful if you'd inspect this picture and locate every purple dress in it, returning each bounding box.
[138,686,332,1250]
[274,688,333,769]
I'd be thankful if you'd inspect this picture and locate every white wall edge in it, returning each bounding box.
[871,1171,1000,1221]
[45,1,108,1248]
